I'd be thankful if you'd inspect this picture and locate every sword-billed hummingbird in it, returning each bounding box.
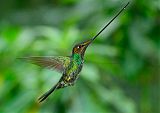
[19,2,129,102]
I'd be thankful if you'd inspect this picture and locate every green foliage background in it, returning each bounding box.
[0,0,159,113]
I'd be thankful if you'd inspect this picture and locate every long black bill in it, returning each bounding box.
[76,2,129,48]
[91,2,130,42]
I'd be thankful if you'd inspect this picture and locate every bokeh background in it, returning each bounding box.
[0,0,159,113]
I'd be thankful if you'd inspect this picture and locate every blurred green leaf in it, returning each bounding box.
[0,0,159,113]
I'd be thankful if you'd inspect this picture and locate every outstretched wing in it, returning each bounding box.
[18,56,70,72]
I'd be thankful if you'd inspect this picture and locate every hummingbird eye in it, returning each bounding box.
[77,45,82,49]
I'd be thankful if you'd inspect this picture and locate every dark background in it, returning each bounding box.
[0,0,159,113]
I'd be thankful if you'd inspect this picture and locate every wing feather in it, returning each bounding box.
[18,56,70,72]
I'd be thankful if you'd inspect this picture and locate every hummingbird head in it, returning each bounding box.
[71,1,130,58]
[72,39,92,58]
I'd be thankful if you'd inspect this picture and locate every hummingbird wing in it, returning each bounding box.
[18,56,70,72]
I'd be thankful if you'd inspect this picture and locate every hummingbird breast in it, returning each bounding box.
[63,58,83,84]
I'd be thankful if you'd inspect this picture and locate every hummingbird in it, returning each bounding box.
[19,2,129,103]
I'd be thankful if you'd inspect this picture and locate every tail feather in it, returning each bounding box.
[38,83,59,103]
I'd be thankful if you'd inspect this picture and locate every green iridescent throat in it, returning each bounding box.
[73,53,82,65]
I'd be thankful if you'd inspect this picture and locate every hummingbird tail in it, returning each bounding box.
[38,83,59,103]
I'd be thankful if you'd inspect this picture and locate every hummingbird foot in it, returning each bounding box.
[69,82,75,86]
